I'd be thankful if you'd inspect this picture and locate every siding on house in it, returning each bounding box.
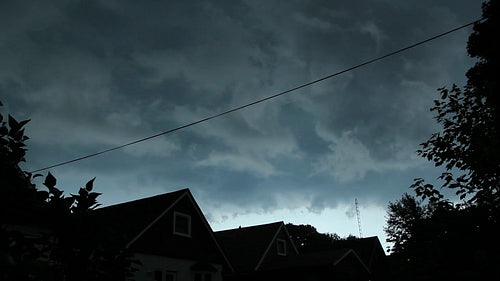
[133,253,223,281]
[93,188,232,281]
[256,223,300,270]
[214,222,299,273]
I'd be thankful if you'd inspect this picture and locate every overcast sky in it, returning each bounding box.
[1,0,483,249]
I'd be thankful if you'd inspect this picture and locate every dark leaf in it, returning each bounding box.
[78,187,87,197]
[0,125,7,136]
[44,172,57,188]
[17,119,30,129]
[88,192,102,202]
[37,190,49,201]
[48,186,63,198]
[64,197,76,209]
[85,177,96,192]
[8,114,19,130]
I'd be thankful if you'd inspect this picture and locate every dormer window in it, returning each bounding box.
[173,212,191,237]
[277,239,287,256]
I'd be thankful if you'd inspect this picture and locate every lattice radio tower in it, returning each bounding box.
[355,198,363,238]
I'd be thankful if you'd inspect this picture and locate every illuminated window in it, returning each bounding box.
[173,212,191,237]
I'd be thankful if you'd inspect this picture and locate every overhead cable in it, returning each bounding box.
[29,19,481,173]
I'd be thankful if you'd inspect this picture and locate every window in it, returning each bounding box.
[277,239,287,256]
[154,270,162,281]
[153,270,176,281]
[191,261,216,281]
[173,211,191,237]
[165,271,176,281]
[194,272,212,281]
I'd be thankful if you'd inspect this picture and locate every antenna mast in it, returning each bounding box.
[355,198,363,238]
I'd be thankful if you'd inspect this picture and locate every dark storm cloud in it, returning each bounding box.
[0,0,483,213]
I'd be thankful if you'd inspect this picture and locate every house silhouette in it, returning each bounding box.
[93,188,385,281]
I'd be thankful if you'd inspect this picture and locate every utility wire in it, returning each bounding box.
[29,19,481,173]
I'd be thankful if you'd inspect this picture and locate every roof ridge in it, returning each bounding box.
[95,188,189,210]
[215,221,283,233]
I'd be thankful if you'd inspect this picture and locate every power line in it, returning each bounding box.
[29,19,481,173]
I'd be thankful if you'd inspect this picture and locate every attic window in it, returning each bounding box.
[173,212,191,237]
[277,239,287,256]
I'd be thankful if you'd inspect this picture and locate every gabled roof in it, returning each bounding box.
[214,221,298,273]
[92,189,188,246]
[259,247,369,273]
[330,236,385,270]
[92,188,233,271]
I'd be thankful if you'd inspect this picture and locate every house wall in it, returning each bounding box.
[127,194,229,280]
[131,195,225,264]
[334,254,371,281]
[258,227,299,269]
[133,253,223,281]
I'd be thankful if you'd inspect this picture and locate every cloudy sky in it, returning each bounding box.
[1,0,483,249]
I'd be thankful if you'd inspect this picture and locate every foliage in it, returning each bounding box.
[384,194,463,254]
[1,101,38,216]
[0,102,135,281]
[286,223,358,252]
[385,2,500,279]
[384,193,424,253]
[411,0,500,207]
[0,101,30,168]
[384,193,499,280]
[38,173,136,281]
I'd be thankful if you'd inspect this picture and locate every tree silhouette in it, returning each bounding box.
[384,193,425,254]
[286,223,341,252]
[386,2,500,279]
[0,101,135,281]
[385,193,499,280]
[412,0,500,208]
